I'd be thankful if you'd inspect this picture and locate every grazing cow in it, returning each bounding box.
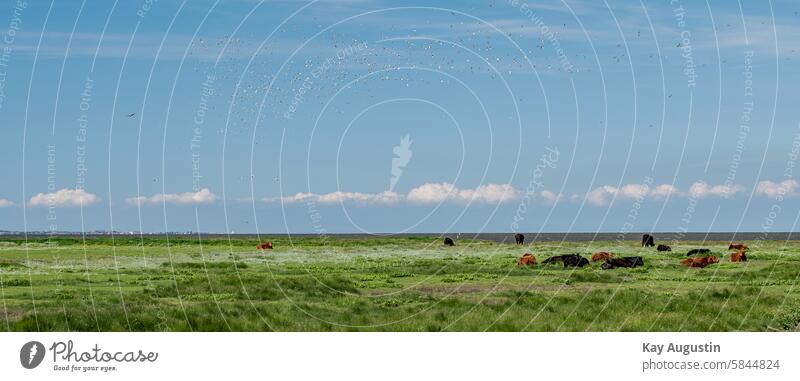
[730,251,747,262]
[514,233,525,245]
[686,248,711,256]
[591,252,613,262]
[729,243,749,251]
[641,234,655,247]
[680,256,719,268]
[657,244,672,252]
[444,237,455,246]
[517,253,537,266]
[601,256,644,270]
[256,242,273,250]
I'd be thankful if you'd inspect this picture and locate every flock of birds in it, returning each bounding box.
[114,8,797,232]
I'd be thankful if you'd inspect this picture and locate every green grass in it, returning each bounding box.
[0,236,799,331]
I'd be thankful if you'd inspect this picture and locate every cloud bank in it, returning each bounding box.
[126,188,218,205]
[585,183,680,206]
[31,180,786,210]
[406,183,520,204]
[755,180,799,198]
[264,190,403,205]
[264,180,793,207]
[265,183,520,206]
[28,189,101,207]
[687,182,745,199]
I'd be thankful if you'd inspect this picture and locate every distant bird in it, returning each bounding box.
[125,113,136,118]
[272,176,280,182]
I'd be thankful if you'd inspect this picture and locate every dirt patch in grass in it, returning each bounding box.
[3,308,25,321]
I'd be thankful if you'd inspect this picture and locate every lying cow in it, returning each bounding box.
[563,254,590,268]
[730,251,747,262]
[543,254,589,268]
[591,252,613,262]
[642,234,655,247]
[680,256,719,268]
[657,244,672,252]
[601,256,644,270]
[729,243,748,251]
[517,253,537,266]
[542,255,567,264]
[444,237,455,246]
[256,242,273,250]
[686,248,711,256]
[514,233,525,245]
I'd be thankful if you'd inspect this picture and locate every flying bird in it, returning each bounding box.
[126,113,136,118]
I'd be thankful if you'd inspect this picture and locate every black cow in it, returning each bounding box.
[543,254,589,268]
[657,244,672,252]
[514,233,525,245]
[444,237,455,246]
[641,234,655,247]
[541,255,566,264]
[686,248,711,256]
[563,255,590,268]
[601,256,644,270]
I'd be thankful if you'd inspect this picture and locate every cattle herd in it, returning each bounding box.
[439,233,750,270]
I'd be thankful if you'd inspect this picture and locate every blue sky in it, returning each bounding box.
[2,0,800,234]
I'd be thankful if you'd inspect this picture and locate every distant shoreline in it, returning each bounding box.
[2,232,799,242]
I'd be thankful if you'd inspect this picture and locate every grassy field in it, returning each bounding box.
[0,235,799,331]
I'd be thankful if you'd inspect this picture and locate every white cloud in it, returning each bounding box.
[265,191,403,205]
[586,185,620,206]
[586,183,681,206]
[0,199,13,207]
[28,189,101,207]
[126,188,218,205]
[688,182,745,199]
[649,184,680,199]
[539,190,563,204]
[264,183,520,206]
[618,184,650,199]
[406,183,520,204]
[756,180,799,198]
[406,183,455,204]
[260,179,791,208]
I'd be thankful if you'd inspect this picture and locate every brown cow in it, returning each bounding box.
[728,243,748,251]
[591,252,613,262]
[256,242,273,250]
[680,256,719,268]
[730,251,747,262]
[517,253,537,266]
